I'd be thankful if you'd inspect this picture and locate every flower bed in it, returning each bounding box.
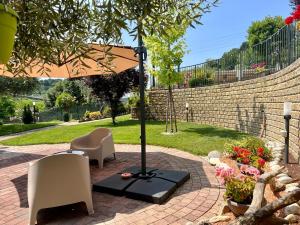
[215,137,273,215]
[224,137,272,171]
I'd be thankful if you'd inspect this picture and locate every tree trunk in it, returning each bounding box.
[169,85,173,133]
[170,87,178,132]
[165,90,170,132]
[165,85,177,133]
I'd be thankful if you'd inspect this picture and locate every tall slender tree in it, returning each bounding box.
[145,21,189,133]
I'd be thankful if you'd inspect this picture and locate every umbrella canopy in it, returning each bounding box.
[0,44,139,78]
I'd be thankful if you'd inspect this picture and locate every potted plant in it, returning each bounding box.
[216,165,260,216]
[0,4,19,64]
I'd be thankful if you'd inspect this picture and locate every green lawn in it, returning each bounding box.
[0,122,60,136]
[0,115,250,155]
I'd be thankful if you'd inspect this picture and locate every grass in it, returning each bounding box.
[0,122,60,136]
[0,115,250,156]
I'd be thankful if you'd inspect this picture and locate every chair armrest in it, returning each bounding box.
[70,135,90,148]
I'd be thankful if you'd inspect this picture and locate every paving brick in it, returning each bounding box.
[0,144,222,224]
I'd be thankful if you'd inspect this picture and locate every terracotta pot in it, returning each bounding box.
[226,199,250,216]
[0,4,19,64]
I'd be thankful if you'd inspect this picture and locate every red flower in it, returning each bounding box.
[233,146,240,152]
[257,147,264,157]
[258,158,266,167]
[285,16,294,25]
[242,157,250,164]
[239,148,251,158]
[293,10,300,20]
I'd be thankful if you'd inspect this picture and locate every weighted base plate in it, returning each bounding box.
[93,167,190,204]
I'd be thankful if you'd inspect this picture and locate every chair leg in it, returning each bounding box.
[28,208,38,225]
[85,199,94,215]
[98,159,104,168]
[113,153,116,160]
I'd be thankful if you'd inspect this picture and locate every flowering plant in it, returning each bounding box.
[251,62,267,74]
[224,137,271,169]
[285,5,300,25]
[216,165,258,204]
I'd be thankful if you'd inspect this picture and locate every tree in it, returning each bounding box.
[0,96,16,122]
[220,48,240,70]
[247,16,285,47]
[4,0,217,76]
[145,20,189,133]
[55,92,75,112]
[85,69,140,125]
[45,79,92,108]
[0,77,40,96]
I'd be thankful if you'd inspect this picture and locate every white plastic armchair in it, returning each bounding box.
[28,154,94,225]
[70,128,116,168]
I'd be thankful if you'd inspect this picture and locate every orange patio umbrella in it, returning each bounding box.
[0,44,139,78]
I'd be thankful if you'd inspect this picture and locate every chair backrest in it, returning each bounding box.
[28,154,90,208]
[88,128,111,145]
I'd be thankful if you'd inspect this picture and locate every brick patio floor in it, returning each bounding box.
[0,144,224,225]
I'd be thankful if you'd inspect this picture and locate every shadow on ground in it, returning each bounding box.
[182,126,247,139]
[10,150,219,225]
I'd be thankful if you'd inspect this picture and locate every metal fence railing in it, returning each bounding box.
[152,23,300,89]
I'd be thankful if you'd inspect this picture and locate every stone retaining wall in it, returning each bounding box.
[148,60,300,160]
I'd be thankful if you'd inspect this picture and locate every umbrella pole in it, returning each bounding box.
[137,27,147,176]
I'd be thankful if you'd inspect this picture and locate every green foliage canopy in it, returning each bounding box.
[4,0,217,76]
[0,77,40,96]
[55,92,75,112]
[0,96,16,121]
[145,21,188,87]
[247,16,285,47]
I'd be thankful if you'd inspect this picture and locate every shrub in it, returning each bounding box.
[84,110,90,119]
[0,96,16,121]
[102,106,111,118]
[63,112,71,122]
[189,68,215,88]
[89,111,102,120]
[128,93,149,108]
[22,105,34,124]
[55,92,75,112]
[0,120,3,125]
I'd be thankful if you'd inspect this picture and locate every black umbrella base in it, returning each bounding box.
[93,166,190,204]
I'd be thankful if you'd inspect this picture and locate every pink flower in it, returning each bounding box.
[246,166,260,178]
[240,165,249,173]
[215,166,235,185]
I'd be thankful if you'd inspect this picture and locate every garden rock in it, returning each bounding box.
[209,157,221,166]
[276,173,289,179]
[286,183,300,188]
[271,164,282,171]
[284,214,299,223]
[284,203,300,215]
[208,151,221,159]
[285,186,300,193]
[269,161,279,166]
[278,175,294,184]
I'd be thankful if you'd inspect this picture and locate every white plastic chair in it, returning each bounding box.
[70,128,116,168]
[28,154,94,225]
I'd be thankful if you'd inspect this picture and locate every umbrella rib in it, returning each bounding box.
[108,53,139,62]
[96,60,117,74]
